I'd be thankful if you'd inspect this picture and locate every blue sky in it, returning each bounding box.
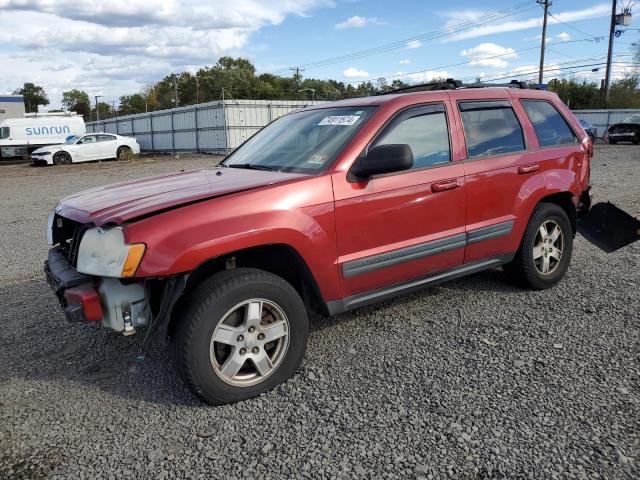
[0,0,638,108]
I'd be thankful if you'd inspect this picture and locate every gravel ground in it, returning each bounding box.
[0,146,638,480]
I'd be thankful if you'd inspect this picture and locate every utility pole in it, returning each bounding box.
[94,95,102,121]
[603,0,618,101]
[537,0,551,85]
[173,74,179,107]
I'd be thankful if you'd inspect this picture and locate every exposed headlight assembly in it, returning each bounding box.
[76,227,145,278]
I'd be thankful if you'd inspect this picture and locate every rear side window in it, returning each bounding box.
[459,101,525,158]
[98,135,116,142]
[0,127,9,139]
[372,104,450,169]
[521,100,578,147]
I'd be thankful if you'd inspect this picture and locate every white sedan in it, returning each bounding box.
[31,133,141,165]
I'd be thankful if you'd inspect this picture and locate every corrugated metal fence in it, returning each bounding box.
[87,103,640,151]
[572,109,640,139]
[86,99,326,154]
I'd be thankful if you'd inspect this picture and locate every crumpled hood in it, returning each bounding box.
[57,167,306,226]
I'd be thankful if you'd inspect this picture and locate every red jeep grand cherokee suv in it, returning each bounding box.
[45,81,592,404]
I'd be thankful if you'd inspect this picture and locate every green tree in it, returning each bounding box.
[608,75,640,109]
[547,78,603,109]
[118,93,147,115]
[13,82,49,113]
[91,102,113,121]
[62,89,91,120]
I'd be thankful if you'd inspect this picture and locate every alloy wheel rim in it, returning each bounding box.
[533,219,564,275]
[209,299,289,387]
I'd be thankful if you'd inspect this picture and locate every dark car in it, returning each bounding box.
[579,119,597,142]
[607,114,640,145]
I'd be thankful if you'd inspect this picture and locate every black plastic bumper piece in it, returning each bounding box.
[577,202,640,253]
[44,247,92,297]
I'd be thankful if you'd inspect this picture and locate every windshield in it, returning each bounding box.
[64,135,79,144]
[622,115,640,124]
[0,127,9,140]
[223,106,377,173]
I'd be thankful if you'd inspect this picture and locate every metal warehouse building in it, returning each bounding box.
[0,95,26,122]
[86,99,325,154]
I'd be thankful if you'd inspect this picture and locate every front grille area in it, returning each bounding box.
[52,214,88,267]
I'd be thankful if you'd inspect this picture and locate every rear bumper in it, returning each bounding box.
[45,247,149,334]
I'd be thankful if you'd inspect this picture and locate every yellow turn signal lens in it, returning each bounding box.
[121,243,146,277]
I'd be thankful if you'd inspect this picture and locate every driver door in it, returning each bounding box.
[332,102,466,298]
[76,135,101,161]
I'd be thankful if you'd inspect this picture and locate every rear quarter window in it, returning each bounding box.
[521,100,578,147]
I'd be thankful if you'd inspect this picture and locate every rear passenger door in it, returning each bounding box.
[450,92,540,264]
[98,134,118,159]
[333,102,467,297]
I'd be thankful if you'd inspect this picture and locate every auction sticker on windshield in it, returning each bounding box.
[318,115,360,126]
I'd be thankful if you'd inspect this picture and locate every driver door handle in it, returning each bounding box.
[431,179,460,193]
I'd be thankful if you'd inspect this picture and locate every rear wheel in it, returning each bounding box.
[116,146,132,160]
[53,152,71,165]
[504,203,573,290]
[175,268,308,405]
[633,134,639,145]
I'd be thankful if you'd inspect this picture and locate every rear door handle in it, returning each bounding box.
[431,179,460,193]
[518,163,540,174]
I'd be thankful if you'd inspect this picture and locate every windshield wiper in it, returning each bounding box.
[226,163,277,171]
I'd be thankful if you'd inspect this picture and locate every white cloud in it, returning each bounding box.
[404,70,450,83]
[557,32,571,41]
[461,42,518,68]
[444,4,610,42]
[335,15,378,29]
[343,67,369,78]
[399,59,410,64]
[406,40,422,49]
[0,0,333,107]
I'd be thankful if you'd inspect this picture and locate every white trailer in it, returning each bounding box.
[0,112,86,158]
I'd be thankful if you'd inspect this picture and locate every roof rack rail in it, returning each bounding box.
[378,78,536,95]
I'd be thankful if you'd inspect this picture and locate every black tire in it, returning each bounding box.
[116,146,131,160]
[175,268,308,405]
[503,203,573,290]
[633,135,639,145]
[53,152,71,165]
[608,138,617,144]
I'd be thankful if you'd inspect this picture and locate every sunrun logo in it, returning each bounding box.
[26,126,71,136]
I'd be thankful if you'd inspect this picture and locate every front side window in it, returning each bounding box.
[223,106,377,173]
[0,127,9,139]
[80,135,97,144]
[521,100,578,147]
[371,104,451,169]
[459,101,525,158]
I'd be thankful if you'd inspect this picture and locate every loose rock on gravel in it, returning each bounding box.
[0,146,638,479]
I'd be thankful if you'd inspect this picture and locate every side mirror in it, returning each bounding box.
[351,144,413,178]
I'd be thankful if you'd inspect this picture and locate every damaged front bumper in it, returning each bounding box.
[45,247,150,335]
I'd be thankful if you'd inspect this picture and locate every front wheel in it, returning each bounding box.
[504,203,573,290]
[175,268,308,405]
[53,152,71,165]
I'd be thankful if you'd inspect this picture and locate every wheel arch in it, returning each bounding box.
[166,243,328,339]
[536,191,577,235]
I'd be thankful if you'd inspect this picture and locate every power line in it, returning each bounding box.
[345,39,606,85]
[271,1,539,73]
[546,10,604,40]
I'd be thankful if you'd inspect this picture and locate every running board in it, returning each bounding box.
[326,254,514,316]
